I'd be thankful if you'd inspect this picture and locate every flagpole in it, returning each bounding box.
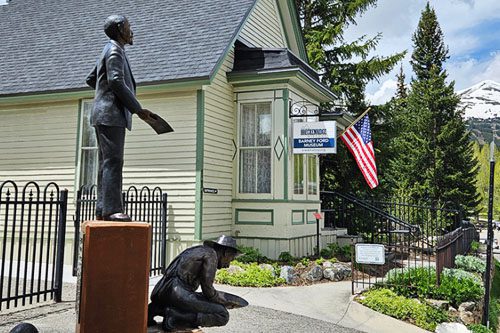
[338,107,372,138]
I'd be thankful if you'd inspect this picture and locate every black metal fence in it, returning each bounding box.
[436,226,477,284]
[320,191,476,293]
[0,181,68,310]
[72,185,167,277]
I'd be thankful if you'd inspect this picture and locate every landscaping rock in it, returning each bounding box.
[322,261,334,268]
[323,263,351,281]
[302,265,323,282]
[280,266,296,284]
[458,311,475,326]
[295,263,306,270]
[226,265,244,274]
[448,306,459,321]
[458,302,475,312]
[426,299,450,310]
[435,322,471,333]
[259,264,276,276]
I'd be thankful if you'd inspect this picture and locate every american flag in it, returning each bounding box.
[340,114,379,189]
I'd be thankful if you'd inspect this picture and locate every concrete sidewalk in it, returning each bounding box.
[0,278,430,333]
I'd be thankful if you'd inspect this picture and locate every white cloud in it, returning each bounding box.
[366,79,397,105]
[343,0,500,103]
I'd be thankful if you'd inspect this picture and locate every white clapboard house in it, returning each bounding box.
[0,0,351,260]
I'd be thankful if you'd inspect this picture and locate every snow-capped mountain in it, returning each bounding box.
[459,80,500,119]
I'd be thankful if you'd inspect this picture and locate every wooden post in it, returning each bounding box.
[76,221,151,333]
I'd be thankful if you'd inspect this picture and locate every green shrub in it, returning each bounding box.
[384,267,484,306]
[300,257,310,266]
[358,288,448,331]
[438,269,484,306]
[488,260,500,333]
[470,241,480,253]
[455,255,486,274]
[468,324,493,333]
[278,251,294,264]
[236,246,267,263]
[326,243,352,261]
[215,263,285,287]
[320,247,334,258]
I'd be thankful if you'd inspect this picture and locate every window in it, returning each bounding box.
[77,101,98,188]
[307,155,318,195]
[239,102,272,194]
[292,116,319,197]
[293,154,304,194]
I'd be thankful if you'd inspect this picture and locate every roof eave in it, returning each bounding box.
[227,67,336,103]
[0,76,210,106]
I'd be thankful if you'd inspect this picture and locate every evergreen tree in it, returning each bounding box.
[295,0,405,194]
[295,0,405,111]
[395,64,407,100]
[390,3,480,213]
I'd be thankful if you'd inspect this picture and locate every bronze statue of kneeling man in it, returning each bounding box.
[148,235,248,331]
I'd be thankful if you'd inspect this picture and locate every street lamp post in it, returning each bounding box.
[482,141,495,327]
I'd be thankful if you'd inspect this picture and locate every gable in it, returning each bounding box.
[238,0,307,61]
[239,0,286,48]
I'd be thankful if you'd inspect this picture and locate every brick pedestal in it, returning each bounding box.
[76,221,151,333]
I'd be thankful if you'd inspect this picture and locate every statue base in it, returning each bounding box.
[76,221,151,333]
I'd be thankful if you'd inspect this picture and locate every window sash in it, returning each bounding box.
[78,101,98,188]
[239,102,272,194]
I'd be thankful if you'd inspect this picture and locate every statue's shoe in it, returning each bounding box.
[104,213,132,222]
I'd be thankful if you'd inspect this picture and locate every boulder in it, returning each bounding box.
[459,311,475,326]
[426,299,450,310]
[458,302,476,312]
[280,266,297,284]
[435,322,471,333]
[302,265,323,282]
[322,261,334,268]
[448,306,459,321]
[226,265,244,274]
[323,263,352,281]
[259,264,276,276]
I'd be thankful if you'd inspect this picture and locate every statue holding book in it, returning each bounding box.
[86,15,172,222]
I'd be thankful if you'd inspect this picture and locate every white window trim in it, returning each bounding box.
[236,98,274,200]
[75,99,98,193]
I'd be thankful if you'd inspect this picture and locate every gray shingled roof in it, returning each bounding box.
[0,0,256,96]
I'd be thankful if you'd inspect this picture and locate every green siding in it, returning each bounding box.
[239,0,286,48]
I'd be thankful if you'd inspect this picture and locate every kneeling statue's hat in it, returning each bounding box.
[204,235,241,254]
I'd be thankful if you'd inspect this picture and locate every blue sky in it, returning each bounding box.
[344,0,500,104]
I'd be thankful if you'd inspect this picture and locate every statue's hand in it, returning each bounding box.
[138,108,153,120]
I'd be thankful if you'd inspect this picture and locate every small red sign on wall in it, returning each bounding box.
[313,212,323,220]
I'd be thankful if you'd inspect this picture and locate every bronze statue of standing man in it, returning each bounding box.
[86,15,152,222]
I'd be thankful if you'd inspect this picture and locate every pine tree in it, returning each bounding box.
[295,0,405,111]
[395,64,407,100]
[391,3,480,213]
[295,0,405,194]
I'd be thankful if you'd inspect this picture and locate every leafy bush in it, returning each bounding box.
[455,255,486,274]
[470,241,480,253]
[278,251,294,264]
[489,260,500,333]
[439,269,484,306]
[236,246,268,263]
[215,262,285,287]
[320,247,334,258]
[215,263,286,287]
[358,288,448,331]
[384,267,484,306]
[326,243,352,261]
[468,324,493,333]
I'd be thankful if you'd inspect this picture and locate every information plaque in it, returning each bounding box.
[355,243,385,265]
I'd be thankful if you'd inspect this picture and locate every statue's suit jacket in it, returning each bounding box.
[86,40,141,130]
